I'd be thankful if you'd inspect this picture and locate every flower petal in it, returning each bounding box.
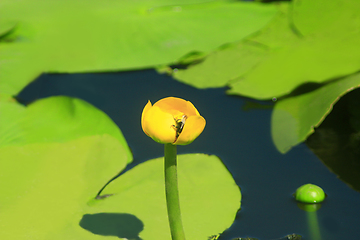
[154,97,199,117]
[141,100,152,136]
[174,115,206,145]
[143,105,176,144]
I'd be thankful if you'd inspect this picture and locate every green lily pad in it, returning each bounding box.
[291,0,360,37]
[0,96,131,162]
[0,136,129,239]
[87,153,241,240]
[0,143,240,239]
[227,0,360,100]
[172,2,291,89]
[0,0,278,95]
[228,35,360,100]
[0,96,132,239]
[173,0,360,100]
[0,20,16,37]
[271,72,360,153]
[172,40,269,89]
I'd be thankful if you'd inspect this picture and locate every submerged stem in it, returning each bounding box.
[164,143,186,240]
[307,211,322,240]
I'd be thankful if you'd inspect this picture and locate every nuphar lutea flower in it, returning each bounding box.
[141,97,206,145]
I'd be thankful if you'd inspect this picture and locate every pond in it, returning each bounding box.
[16,69,360,240]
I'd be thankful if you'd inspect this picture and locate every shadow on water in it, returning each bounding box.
[306,88,360,192]
[79,213,143,240]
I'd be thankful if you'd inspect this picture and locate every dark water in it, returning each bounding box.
[17,69,360,240]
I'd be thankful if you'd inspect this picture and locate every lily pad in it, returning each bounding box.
[172,2,292,89]
[0,0,278,95]
[172,40,269,89]
[0,96,132,239]
[0,96,131,163]
[0,20,16,37]
[0,142,240,239]
[91,153,241,240]
[271,72,360,153]
[227,0,360,100]
[0,136,129,240]
[291,0,360,37]
[228,35,360,100]
[173,0,360,100]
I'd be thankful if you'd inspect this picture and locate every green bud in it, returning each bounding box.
[295,183,326,203]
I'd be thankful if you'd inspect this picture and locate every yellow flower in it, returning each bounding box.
[141,97,206,145]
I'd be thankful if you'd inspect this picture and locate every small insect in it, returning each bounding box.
[172,114,187,142]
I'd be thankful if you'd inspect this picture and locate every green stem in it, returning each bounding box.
[164,143,186,240]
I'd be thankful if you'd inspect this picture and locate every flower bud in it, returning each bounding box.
[141,97,206,145]
[295,183,326,203]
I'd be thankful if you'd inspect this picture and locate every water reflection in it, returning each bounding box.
[307,88,360,192]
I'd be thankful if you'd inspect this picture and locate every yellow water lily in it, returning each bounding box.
[141,97,206,145]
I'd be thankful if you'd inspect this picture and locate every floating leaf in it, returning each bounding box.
[271,72,360,153]
[172,2,291,89]
[173,0,360,100]
[0,0,278,95]
[228,36,360,100]
[0,96,131,163]
[227,0,360,99]
[0,96,132,239]
[93,154,241,240]
[291,0,360,37]
[0,136,129,240]
[0,21,16,37]
[172,40,268,88]
[0,142,240,239]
